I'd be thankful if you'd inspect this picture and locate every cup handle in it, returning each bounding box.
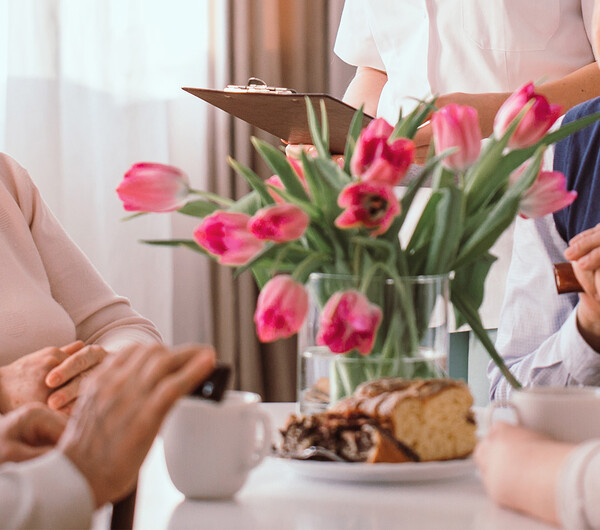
[484,401,520,434]
[248,409,272,470]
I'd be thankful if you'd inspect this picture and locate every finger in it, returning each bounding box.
[120,343,167,380]
[1,442,55,463]
[14,403,68,446]
[58,401,75,416]
[146,348,217,419]
[565,224,600,260]
[285,144,307,159]
[139,345,214,391]
[45,345,105,388]
[60,340,86,356]
[29,413,68,445]
[574,246,600,271]
[47,372,86,410]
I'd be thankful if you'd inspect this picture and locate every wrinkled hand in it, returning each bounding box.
[0,402,67,464]
[0,341,85,414]
[414,92,509,164]
[564,223,600,350]
[45,344,109,413]
[59,342,216,508]
[475,422,572,526]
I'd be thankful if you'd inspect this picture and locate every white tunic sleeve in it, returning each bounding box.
[333,0,385,71]
[0,450,95,529]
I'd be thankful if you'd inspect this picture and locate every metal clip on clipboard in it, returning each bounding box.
[224,77,297,95]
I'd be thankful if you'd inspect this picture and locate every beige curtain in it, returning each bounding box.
[200,0,354,401]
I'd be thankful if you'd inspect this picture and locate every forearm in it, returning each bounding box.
[342,66,387,117]
[508,441,572,526]
[537,62,600,114]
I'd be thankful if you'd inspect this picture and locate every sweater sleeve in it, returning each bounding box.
[0,450,95,529]
[11,156,162,352]
[557,440,600,529]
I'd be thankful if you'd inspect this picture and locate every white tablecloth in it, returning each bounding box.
[128,403,550,530]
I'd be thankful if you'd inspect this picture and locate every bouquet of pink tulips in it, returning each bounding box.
[117,82,600,391]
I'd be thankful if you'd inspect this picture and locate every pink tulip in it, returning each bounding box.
[510,166,577,219]
[254,276,309,342]
[265,175,286,204]
[193,211,265,265]
[248,203,310,243]
[316,290,382,355]
[351,118,415,185]
[494,83,562,149]
[432,104,482,171]
[265,157,309,203]
[335,181,401,237]
[117,162,190,212]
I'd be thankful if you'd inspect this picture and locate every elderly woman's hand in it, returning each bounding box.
[45,344,109,413]
[59,342,216,508]
[0,402,67,464]
[0,341,108,414]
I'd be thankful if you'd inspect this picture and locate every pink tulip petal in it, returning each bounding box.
[254,276,308,342]
[249,203,310,243]
[351,118,415,185]
[117,162,190,212]
[194,211,265,266]
[316,290,382,355]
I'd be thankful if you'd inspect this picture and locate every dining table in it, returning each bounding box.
[111,402,553,530]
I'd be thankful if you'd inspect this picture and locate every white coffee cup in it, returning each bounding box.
[489,386,600,443]
[162,390,271,499]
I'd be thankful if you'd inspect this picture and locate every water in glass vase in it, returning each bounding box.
[298,345,447,414]
[297,272,452,414]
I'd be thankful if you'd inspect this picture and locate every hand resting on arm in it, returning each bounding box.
[0,340,109,414]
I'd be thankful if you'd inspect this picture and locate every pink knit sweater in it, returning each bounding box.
[0,153,161,366]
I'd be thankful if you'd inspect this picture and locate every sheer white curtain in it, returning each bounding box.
[0,0,228,344]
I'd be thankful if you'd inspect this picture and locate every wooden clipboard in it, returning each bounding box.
[182,85,373,154]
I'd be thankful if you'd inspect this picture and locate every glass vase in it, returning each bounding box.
[297,272,451,414]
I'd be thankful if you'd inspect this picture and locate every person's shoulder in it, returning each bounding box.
[0,153,35,203]
[564,97,600,123]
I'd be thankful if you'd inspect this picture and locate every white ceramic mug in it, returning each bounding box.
[488,386,600,443]
[162,390,271,499]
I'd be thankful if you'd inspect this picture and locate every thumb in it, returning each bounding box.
[3,442,54,463]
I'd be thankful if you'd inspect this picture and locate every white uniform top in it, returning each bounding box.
[334,0,596,329]
[335,0,596,122]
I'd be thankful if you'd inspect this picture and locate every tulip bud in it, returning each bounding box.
[117,162,190,212]
[494,83,562,149]
[432,104,481,171]
[254,276,309,342]
[194,211,265,266]
[316,290,382,355]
